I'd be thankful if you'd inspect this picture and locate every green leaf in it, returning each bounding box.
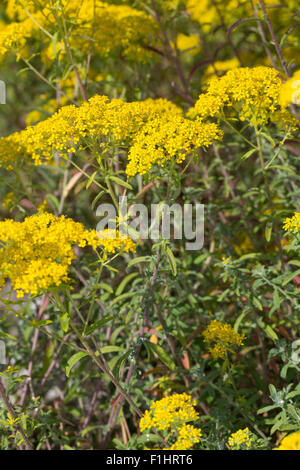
[112,350,132,378]
[0,331,17,341]
[257,404,279,414]
[165,246,177,276]
[86,171,98,189]
[109,291,136,308]
[84,316,113,336]
[264,325,279,341]
[60,312,70,333]
[126,256,152,270]
[31,319,53,327]
[253,297,263,311]
[81,425,102,437]
[65,352,88,377]
[109,176,133,190]
[99,345,124,354]
[91,191,105,211]
[282,269,300,286]
[280,363,291,379]
[147,342,177,371]
[239,148,257,163]
[115,273,138,296]
[268,165,296,175]
[234,310,248,333]
[265,221,273,242]
[137,433,161,445]
[288,260,300,268]
[46,194,60,212]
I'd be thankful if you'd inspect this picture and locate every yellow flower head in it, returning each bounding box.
[280,70,300,108]
[276,432,300,450]
[139,393,199,432]
[202,319,245,359]
[283,213,300,234]
[164,423,202,450]
[228,427,253,449]
[189,66,290,126]
[0,213,135,297]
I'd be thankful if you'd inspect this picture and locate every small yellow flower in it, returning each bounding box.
[228,427,253,449]
[139,393,199,432]
[202,320,245,359]
[283,213,300,234]
[164,423,202,450]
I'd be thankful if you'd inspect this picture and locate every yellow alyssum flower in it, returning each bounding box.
[0,131,29,170]
[189,66,290,126]
[228,427,253,449]
[164,423,202,450]
[0,94,183,168]
[276,432,300,450]
[0,18,34,58]
[280,70,300,108]
[2,192,17,210]
[0,213,135,298]
[176,34,200,55]
[3,0,157,64]
[97,229,136,254]
[203,58,240,82]
[139,393,199,432]
[126,117,223,176]
[202,319,245,359]
[283,213,300,234]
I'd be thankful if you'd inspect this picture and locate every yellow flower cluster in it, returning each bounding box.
[0,95,183,168]
[126,116,222,176]
[140,393,201,450]
[280,70,300,108]
[0,17,33,58]
[1,0,157,63]
[0,132,29,170]
[176,34,201,55]
[283,213,300,234]
[203,58,240,82]
[0,93,221,175]
[186,0,218,32]
[202,320,245,359]
[87,1,157,62]
[228,427,253,449]
[186,0,295,32]
[276,432,300,450]
[164,423,202,450]
[97,229,136,254]
[0,213,135,297]
[2,192,17,210]
[26,96,69,126]
[189,66,290,126]
[139,393,199,432]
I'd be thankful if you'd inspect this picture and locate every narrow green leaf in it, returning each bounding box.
[86,171,98,190]
[265,221,273,242]
[147,342,177,371]
[127,256,151,270]
[91,191,105,211]
[60,312,70,333]
[65,352,88,377]
[84,316,113,336]
[115,273,138,296]
[282,269,300,286]
[100,345,124,354]
[109,176,133,190]
[165,246,177,276]
[239,148,256,162]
